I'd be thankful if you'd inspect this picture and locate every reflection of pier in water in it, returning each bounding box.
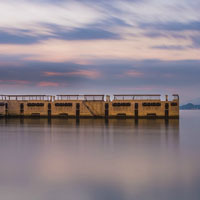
[0,118,181,200]
[0,118,179,151]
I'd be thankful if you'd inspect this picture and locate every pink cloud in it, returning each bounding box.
[124,70,144,77]
[43,70,101,79]
[43,72,63,76]
[38,81,59,87]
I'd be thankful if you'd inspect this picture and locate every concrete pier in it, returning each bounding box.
[0,94,179,119]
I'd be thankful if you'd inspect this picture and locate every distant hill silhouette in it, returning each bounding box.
[180,103,200,110]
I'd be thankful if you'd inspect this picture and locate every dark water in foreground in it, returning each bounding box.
[0,111,200,200]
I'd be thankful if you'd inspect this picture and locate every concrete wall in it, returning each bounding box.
[109,100,134,117]
[0,102,6,116]
[51,100,76,117]
[81,101,105,117]
[169,100,179,117]
[109,100,165,117]
[7,101,21,116]
[6,101,50,116]
[137,100,165,117]
[108,99,179,118]
[23,101,50,116]
[52,100,105,117]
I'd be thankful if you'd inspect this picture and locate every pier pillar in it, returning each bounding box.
[165,103,169,119]
[48,103,51,117]
[76,103,80,118]
[105,103,109,118]
[5,103,8,117]
[20,103,24,117]
[135,103,138,118]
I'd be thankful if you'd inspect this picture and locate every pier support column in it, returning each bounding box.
[5,103,8,117]
[165,103,169,119]
[76,103,80,119]
[20,103,24,117]
[105,103,109,119]
[135,103,138,119]
[48,103,51,118]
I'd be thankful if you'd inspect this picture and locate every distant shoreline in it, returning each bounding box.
[180,103,200,110]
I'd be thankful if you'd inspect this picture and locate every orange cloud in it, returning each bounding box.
[43,70,101,79]
[38,81,59,87]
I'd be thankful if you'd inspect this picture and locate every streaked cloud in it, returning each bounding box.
[190,35,200,48]
[151,45,187,50]
[53,27,120,40]
[0,0,105,33]
[0,31,39,44]
[38,81,59,87]
[0,79,30,85]
[140,21,200,31]
[43,70,101,79]
[124,70,144,78]
[1,37,199,63]
[118,0,200,23]
[0,27,120,44]
[0,0,199,57]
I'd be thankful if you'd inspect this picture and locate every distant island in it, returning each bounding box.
[180,103,200,110]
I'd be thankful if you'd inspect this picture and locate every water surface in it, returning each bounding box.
[0,111,200,200]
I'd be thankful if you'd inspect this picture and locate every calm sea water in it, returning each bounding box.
[0,111,200,200]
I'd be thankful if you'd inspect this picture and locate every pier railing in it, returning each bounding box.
[56,95,105,101]
[0,94,178,102]
[0,95,52,101]
[113,95,161,100]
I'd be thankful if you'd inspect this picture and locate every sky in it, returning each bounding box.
[0,0,200,103]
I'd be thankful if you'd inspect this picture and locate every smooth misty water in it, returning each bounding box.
[0,111,200,200]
